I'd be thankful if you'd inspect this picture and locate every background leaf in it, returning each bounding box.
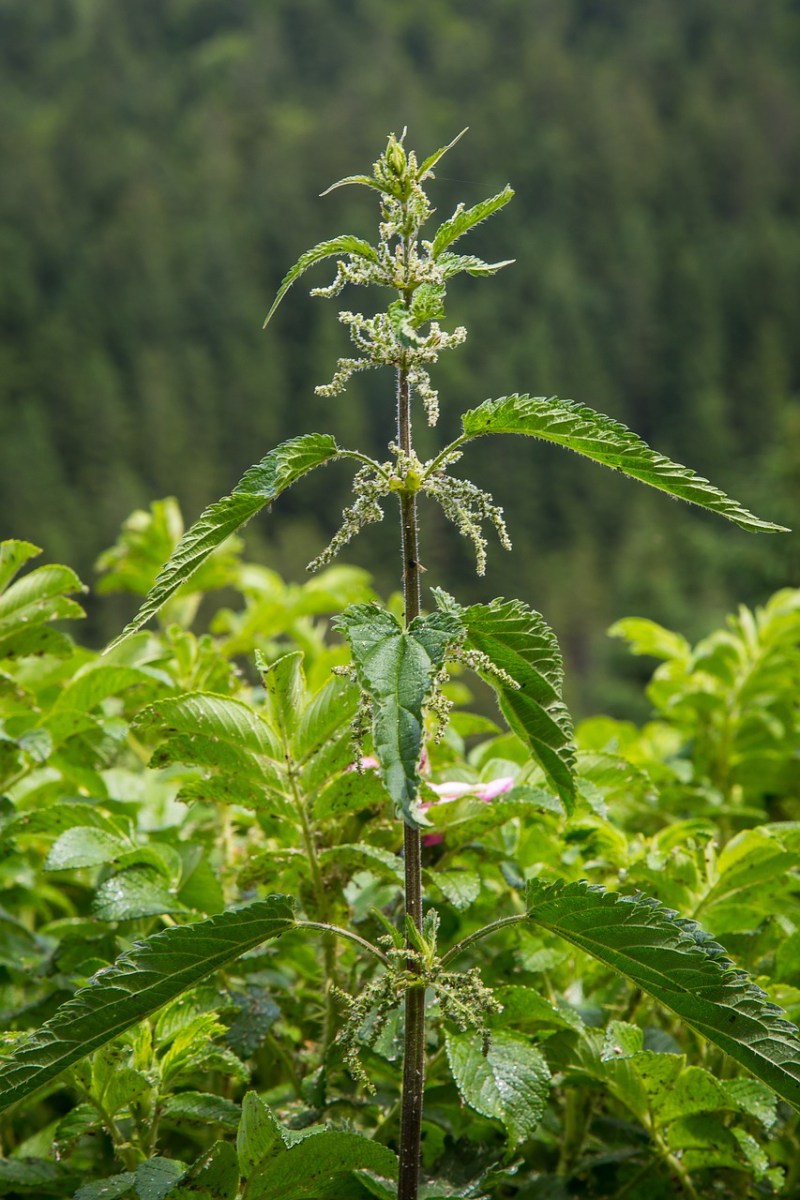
[445,1029,551,1144]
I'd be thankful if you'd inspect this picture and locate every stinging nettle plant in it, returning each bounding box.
[0,130,797,1200]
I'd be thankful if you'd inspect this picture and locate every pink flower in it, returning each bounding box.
[421,776,515,846]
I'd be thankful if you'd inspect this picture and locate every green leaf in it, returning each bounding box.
[0,561,86,649]
[312,768,389,821]
[165,1141,239,1200]
[435,593,575,811]
[134,1158,186,1200]
[136,693,280,759]
[74,1173,137,1199]
[92,867,187,922]
[426,868,481,910]
[319,843,404,883]
[437,252,515,279]
[461,395,788,532]
[526,879,800,1110]
[416,128,469,178]
[0,895,296,1113]
[445,1029,551,1144]
[0,539,42,592]
[432,186,514,258]
[335,604,462,826]
[263,236,379,327]
[319,174,386,197]
[108,435,341,648]
[245,1130,398,1200]
[44,827,129,871]
[237,1092,286,1178]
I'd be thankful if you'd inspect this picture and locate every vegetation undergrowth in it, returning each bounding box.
[0,133,797,1200]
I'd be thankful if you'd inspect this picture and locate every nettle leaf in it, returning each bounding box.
[165,1140,239,1199]
[263,236,379,327]
[335,604,463,826]
[431,186,514,258]
[108,435,342,648]
[416,127,468,179]
[437,252,516,279]
[461,395,788,532]
[526,879,800,1110]
[445,1029,551,1144]
[245,1130,398,1200]
[92,867,188,922]
[44,826,129,871]
[436,592,575,811]
[0,896,296,1114]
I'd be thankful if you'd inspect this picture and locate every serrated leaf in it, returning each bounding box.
[526,879,800,1110]
[432,186,514,258]
[135,1158,186,1200]
[108,435,341,648]
[335,604,463,826]
[0,895,295,1113]
[436,594,575,811]
[319,174,386,197]
[445,1029,551,1144]
[437,252,515,280]
[461,395,787,532]
[136,693,280,759]
[245,1130,398,1200]
[162,1092,240,1131]
[237,1092,286,1178]
[165,1141,239,1200]
[263,236,379,327]
[416,128,468,179]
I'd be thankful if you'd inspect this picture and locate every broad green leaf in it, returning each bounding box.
[74,1172,137,1199]
[135,693,280,759]
[335,604,463,825]
[426,868,480,910]
[257,650,306,747]
[50,663,164,717]
[435,593,575,810]
[432,186,514,258]
[108,435,341,648]
[0,539,41,592]
[312,768,390,821]
[91,867,187,922]
[134,1158,186,1200]
[245,1130,398,1200]
[44,827,129,871]
[461,395,788,532]
[445,1029,551,1144]
[263,236,379,327]
[0,1157,77,1195]
[237,1092,286,1178]
[0,895,295,1113]
[0,560,86,647]
[526,879,800,1110]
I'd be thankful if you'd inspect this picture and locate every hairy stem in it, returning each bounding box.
[397,314,426,1198]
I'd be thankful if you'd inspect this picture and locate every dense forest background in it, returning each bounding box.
[0,0,798,714]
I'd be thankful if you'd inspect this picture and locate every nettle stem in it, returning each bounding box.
[397,351,426,1200]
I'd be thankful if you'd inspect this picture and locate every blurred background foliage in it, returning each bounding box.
[0,0,797,715]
